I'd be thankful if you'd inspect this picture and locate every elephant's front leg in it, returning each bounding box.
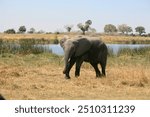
[65,58,77,79]
[75,57,84,77]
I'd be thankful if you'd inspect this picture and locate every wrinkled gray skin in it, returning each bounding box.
[60,37,107,79]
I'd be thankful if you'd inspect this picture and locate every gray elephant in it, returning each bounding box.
[60,36,107,79]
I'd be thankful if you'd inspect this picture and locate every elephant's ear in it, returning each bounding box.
[72,40,79,47]
[74,38,91,57]
[60,38,67,49]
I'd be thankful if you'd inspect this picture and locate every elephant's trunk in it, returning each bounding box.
[63,46,74,74]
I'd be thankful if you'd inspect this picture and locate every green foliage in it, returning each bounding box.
[117,47,150,56]
[85,20,92,25]
[107,48,115,57]
[51,38,59,44]
[18,26,26,33]
[0,39,52,55]
[0,39,3,51]
[28,28,36,34]
[55,31,60,34]
[135,26,145,35]
[107,46,150,58]
[4,29,16,34]
[77,20,92,35]
[104,24,117,33]
[118,24,132,34]
[19,39,45,54]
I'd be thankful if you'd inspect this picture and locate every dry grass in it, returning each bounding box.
[1,34,150,44]
[0,34,59,40]
[100,35,150,44]
[0,54,150,100]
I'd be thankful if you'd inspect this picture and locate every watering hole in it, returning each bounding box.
[40,44,150,55]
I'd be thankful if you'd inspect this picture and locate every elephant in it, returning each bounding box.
[60,36,108,79]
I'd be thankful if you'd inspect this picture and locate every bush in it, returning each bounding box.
[18,26,26,34]
[51,39,59,44]
[4,29,16,34]
[117,47,150,56]
[19,39,45,54]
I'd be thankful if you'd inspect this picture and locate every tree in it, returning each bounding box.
[104,24,117,33]
[77,20,92,35]
[4,29,16,34]
[64,25,73,32]
[89,27,97,33]
[37,30,45,34]
[28,28,35,34]
[18,26,26,33]
[118,24,132,34]
[135,26,145,35]
[126,26,133,34]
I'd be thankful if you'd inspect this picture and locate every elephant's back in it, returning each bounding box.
[74,38,91,56]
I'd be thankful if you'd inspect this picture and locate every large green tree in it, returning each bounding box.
[104,24,117,33]
[4,29,16,34]
[18,26,26,33]
[135,26,145,35]
[118,24,133,34]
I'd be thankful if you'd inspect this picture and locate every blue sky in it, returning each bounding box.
[0,0,150,33]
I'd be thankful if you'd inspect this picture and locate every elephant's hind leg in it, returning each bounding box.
[100,60,107,77]
[90,62,101,78]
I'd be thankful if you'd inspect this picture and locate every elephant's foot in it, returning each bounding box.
[75,71,80,78]
[96,74,106,78]
[96,73,102,78]
[65,76,70,79]
[75,73,80,78]
[65,74,71,79]
[75,75,79,78]
[101,74,106,77]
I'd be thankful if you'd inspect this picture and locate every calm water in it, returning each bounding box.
[42,44,150,55]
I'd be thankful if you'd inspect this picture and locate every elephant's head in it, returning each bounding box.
[60,35,70,50]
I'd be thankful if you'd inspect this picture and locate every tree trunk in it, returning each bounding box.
[82,31,85,35]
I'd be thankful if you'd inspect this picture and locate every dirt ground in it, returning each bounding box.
[0,54,150,100]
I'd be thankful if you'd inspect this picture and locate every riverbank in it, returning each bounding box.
[1,33,150,44]
[0,50,150,99]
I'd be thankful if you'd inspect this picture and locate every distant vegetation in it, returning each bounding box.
[135,26,145,36]
[104,24,117,34]
[64,25,73,32]
[0,38,60,55]
[77,20,92,35]
[4,29,16,34]
[108,46,150,57]
[118,24,132,34]
[18,26,26,34]
[2,20,149,36]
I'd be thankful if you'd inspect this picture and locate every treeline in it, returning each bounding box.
[4,26,44,34]
[2,20,150,36]
[104,24,147,36]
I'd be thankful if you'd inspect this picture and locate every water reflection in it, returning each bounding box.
[46,44,150,55]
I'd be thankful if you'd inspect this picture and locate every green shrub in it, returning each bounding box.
[19,39,47,54]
